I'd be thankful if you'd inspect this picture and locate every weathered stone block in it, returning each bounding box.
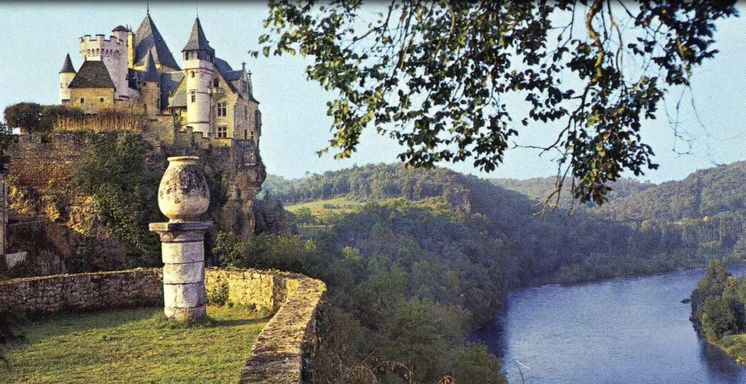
[165,305,206,321]
[160,241,204,263]
[163,282,206,308]
[163,262,204,284]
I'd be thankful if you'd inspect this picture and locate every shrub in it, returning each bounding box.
[207,281,230,306]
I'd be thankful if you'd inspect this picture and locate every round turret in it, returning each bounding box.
[59,54,76,104]
[182,17,215,137]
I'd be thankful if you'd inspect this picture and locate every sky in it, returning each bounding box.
[0,2,744,183]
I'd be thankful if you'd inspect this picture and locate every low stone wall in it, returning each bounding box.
[0,268,162,315]
[0,267,326,384]
[228,270,327,384]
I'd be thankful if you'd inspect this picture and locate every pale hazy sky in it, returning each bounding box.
[0,2,744,182]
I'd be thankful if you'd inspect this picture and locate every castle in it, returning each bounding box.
[0,10,269,275]
[58,10,261,145]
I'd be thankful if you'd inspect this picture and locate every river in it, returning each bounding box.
[472,267,746,384]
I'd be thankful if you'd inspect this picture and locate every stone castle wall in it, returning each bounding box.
[0,269,162,315]
[10,134,88,190]
[0,267,326,383]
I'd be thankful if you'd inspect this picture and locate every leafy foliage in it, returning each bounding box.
[3,102,45,134]
[71,133,161,266]
[690,261,746,342]
[215,199,506,383]
[256,0,737,204]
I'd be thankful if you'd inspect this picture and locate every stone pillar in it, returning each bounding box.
[149,156,212,322]
[150,221,212,321]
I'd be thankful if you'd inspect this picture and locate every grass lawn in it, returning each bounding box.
[0,306,268,384]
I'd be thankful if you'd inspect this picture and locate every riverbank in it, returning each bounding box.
[713,336,746,366]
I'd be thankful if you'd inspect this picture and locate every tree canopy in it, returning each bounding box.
[255,0,737,205]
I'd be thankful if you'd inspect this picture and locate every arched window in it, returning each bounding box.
[191,71,195,78]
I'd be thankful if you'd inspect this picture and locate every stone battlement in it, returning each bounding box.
[79,34,123,44]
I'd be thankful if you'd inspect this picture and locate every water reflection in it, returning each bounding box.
[473,268,746,384]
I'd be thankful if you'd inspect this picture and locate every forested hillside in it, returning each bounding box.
[265,163,730,285]
[597,161,746,261]
[213,161,746,383]
[492,177,655,209]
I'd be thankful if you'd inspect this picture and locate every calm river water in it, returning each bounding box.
[472,267,746,384]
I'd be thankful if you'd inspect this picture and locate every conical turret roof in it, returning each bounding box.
[182,17,214,54]
[134,12,181,70]
[140,50,160,83]
[59,53,76,74]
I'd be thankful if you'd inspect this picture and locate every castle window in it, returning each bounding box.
[217,126,228,139]
[217,103,227,117]
[213,79,219,88]
[80,98,85,104]
[99,97,104,103]
[244,130,248,140]
[191,94,196,103]
[191,71,195,78]
[245,106,248,120]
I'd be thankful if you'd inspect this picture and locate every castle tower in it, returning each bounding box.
[79,31,127,100]
[59,54,76,104]
[182,17,215,137]
[111,25,131,99]
[140,50,161,117]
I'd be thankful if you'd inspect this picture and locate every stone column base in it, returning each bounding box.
[165,305,207,322]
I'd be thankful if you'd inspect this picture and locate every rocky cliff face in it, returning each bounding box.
[5,127,265,277]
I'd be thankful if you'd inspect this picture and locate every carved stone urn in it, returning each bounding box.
[151,156,213,322]
[158,156,210,222]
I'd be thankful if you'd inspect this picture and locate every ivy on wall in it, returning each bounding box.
[71,133,160,266]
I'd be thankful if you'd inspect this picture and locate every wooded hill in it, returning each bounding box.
[250,162,746,383]
[265,162,746,286]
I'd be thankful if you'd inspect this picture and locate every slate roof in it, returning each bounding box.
[182,17,214,54]
[59,53,76,73]
[169,87,187,108]
[224,70,243,81]
[160,71,184,108]
[68,60,115,88]
[140,50,160,83]
[214,57,233,74]
[134,13,181,70]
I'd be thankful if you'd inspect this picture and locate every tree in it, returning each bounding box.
[255,0,737,205]
[72,133,161,265]
[4,102,44,134]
